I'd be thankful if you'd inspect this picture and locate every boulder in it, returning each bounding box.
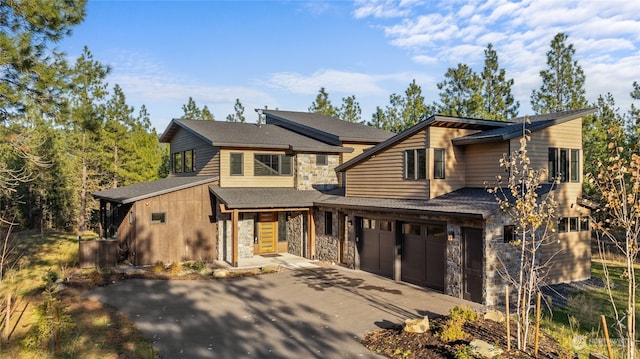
[213,269,229,278]
[403,316,430,333]
[469,339,504,358]
[483,309,505,323]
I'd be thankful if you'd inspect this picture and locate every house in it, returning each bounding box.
[92,108,595,306]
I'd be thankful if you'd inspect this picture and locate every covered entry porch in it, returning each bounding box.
[210,187,323,267]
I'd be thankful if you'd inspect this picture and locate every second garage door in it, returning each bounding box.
[358,218,395,279]
[401,222,446,292]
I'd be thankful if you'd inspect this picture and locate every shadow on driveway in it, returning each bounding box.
[86,266,480,358]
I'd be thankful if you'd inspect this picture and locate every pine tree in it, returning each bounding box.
[308,87,338,117]
[118,105,162,185]
[103,85,134,189]
[181,97,214,120]
[481,43,519,120]
[402,80,429,129]
[226,98,246,122]
[339,95,362,123]
[531,33,588,114]
[436,64,483,118]
[367,106,387,129]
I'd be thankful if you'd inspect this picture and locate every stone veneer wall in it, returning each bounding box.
[216,213,256,261]
[286,212,305,257]
[295,154,339,190]
[315,208,340,262]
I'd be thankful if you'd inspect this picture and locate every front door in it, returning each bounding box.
[257,212,276,254]
[462,227,484,303]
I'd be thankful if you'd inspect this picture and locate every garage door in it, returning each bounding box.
[358,218,394,279]
[401,223,446,292]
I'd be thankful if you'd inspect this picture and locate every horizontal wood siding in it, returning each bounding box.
[541,231,591,283]
[133,182,217,265]
[219,148,294,188]
[346,130,428,199]
[464,141,510,187]
[341,142,376,164]
[429,127,475,198]
[170,127,220,177]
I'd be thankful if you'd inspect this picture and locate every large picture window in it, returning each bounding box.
[230,153,243,175]
[254,154,292,176]
[184,149,195,173]
[404,149,426,180]
[548,148,580,183]
[172,149,196,174]
[172,152,183,173]
[433,148,445,179]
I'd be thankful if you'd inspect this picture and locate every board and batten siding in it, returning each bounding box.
[429,127,476,198]
[464,141,510,188]
[170,127,220,177]
[346,130,428,199]
[126,181,217,265]
[219,148,295,188]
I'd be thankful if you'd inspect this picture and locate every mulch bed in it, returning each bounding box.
[362,316,572,358]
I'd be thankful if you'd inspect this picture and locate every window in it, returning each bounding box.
[403,223,422,235]
[580,217,590,232]
[503,225,516,243]
[254,154,292,176]
[230,153,243,175]
[316,154,328,166]
[278,213,288,242]
[558,217,568,232]
[184,149,195,173]
[549,148,580,183]
[569,217,579,232]
[324,211,333,235]
[172,152,183,173]
[404,149,426,180]
[151,212,166,224]
[433,148,445,179]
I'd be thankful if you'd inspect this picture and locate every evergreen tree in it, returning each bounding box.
[339,95,362,123]
[531,33,588,114]
[118,105,162,185]
[481,43,519,120]
[181,97,214,120]
[367,106,387,129]
[103,84,134,188]
[629,81,640,142]
[436,63,483,118]
[226,98,246,122]
[308,87,338,117]
[402,80,429,129]
[67,46,110,233]
[384,93,405,132]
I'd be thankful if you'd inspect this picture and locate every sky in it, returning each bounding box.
[58,0,640,132]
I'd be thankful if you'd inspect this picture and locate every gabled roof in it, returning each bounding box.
[261,109,394,145]
[315,187,500,219]
[335,114,509,172]
[92,176,219,204]
[210,187,322,209]
[159,119,351,153]
[452,108,597,145]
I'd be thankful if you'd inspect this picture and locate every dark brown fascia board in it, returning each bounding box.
[312,200,486,220]
[262,111,342,145]
[159,118,216,145]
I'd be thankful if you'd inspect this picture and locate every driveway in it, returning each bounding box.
[86,266,480,358]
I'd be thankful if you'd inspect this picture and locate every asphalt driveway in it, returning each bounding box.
[86,266,479,358]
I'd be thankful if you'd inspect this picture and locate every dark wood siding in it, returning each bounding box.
[170,127,220,177]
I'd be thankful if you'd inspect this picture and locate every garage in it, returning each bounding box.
[357,217,395,279]
[401,222,446,292]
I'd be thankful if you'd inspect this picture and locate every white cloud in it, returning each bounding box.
[266,69,389,96]
[352,0,415,19]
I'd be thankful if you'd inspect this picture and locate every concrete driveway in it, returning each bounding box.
[86,266,480,358]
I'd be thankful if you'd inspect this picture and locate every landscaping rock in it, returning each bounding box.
[213,269,229,278]
[469,339,503,358]
[403,315,430,333]
[483,309,505,323]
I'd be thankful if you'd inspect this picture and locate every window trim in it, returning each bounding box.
[404,148,426,180]
[433,148,445,179]
[172,152,183,173]
[230,152,244,176]
[316,154,328,166]
[549,147,580,183]
[151,212,166,224]
[253,154,293,176]
[324,211,333,235]
[503,225,516,243]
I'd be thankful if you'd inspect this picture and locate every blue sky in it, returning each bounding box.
[58,0,640,132]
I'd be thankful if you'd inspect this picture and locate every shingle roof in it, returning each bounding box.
[92,176,219,204]
[452,108,597,145]
[159,119,351,153]
[315,187,500,219]
[210,187,323,209]
[262,109,394,144]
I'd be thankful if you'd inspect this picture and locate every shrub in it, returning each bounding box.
[449,305,478,322]
[42,269,59,284]
[438,305,477,342]
[168,261,182,276]
[151,261,164,273]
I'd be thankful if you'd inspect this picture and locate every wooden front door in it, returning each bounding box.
[257,212,276,254]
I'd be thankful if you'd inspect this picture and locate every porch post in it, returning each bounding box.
[308,208,316,259]
[232,209,239,267]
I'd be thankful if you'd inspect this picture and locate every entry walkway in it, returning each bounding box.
[86,265,482,358]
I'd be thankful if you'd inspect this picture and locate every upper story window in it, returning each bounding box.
[316,154,328,166]
[404,149,426,180]
[433,148,445,179]
[548,148,580,183]
[230,153,244,175]
[254,154,292,176]
[172,149,196,174]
